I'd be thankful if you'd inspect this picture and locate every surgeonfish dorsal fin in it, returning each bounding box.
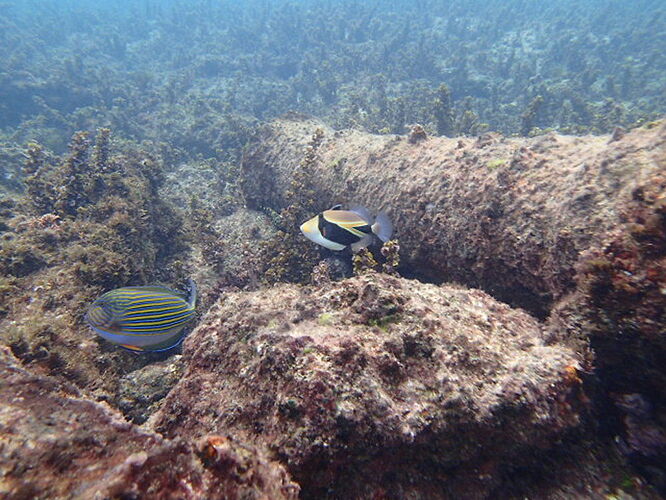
[329,204,343,210]
[127,285,183,296]
[372,212,393,242]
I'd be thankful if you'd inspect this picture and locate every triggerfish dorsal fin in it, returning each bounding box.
[371,212,393,242]
[349,205,373,224]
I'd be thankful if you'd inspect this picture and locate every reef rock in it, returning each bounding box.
[242,117,666,490]
[0,346,298,500]
[242,117,665,318]
[116,355,185,424]
[151,273,584,498]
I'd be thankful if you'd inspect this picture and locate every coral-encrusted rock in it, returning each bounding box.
[242,117,666,317]
[151,273,583,498]
[0,346,298,500]
[116,355,185,424]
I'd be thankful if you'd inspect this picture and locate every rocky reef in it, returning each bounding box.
[241,116,666,494]
[0,345,298,499]
[1,1,665,496]
[242,117,665,318]
[151,273,588,498]
[0,118,664,498]
[0,129,188,404]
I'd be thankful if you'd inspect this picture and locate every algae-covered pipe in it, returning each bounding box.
[242,115,666,317]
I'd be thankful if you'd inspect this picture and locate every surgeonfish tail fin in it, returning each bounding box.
[187,278,197,308]
[372,212,393,242]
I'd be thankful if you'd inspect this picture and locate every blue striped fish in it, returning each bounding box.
[85,279,197,353]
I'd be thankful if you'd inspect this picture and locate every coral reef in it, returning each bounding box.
[1,0,663,174]
[151,273,588,498]
[0,346,298,499]
[0,129,187,405]
[243,116,666,318]
[242,115,666,494]
[0,115,664,497]
[0,3,664,495]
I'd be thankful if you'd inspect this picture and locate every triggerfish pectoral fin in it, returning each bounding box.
[351,234,374,252]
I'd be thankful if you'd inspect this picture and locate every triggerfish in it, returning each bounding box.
[300,204,392,252]
[85,279,197,353]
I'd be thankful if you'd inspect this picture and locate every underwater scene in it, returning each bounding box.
[0,0,665,498]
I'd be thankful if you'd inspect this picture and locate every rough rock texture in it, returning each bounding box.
[0,346,299,500]
[151,273,586,498]
[241,116,666,490]
[211,208,277,289]
[116,355,185,424]
[242,116,665,318]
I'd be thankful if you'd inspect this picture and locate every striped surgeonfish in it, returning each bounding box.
[300,204,393,252]
[85,279,197,353]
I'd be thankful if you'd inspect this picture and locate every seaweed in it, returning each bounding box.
[260,128,323,284]
[0,0,663,171]
[0,129,188,399]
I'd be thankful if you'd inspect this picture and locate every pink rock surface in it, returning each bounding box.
[0,346,298,500]
[151,273,584,498]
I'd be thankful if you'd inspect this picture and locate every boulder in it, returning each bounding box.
[151,273,584,498]
[0,346,298,500]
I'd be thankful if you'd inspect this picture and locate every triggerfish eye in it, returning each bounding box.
[85,279,197,353]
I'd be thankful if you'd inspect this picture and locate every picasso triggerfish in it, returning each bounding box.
[85,279,197,353]
[300,204,392,252]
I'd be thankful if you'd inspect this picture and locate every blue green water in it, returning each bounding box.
[1,0,664,159]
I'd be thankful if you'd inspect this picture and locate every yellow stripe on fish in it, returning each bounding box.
[85,280,197,353]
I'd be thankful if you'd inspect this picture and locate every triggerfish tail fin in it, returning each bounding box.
[372,212,393,242]
[186,278,197,309]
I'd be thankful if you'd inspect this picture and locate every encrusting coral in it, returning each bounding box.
[149,272,635,498]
